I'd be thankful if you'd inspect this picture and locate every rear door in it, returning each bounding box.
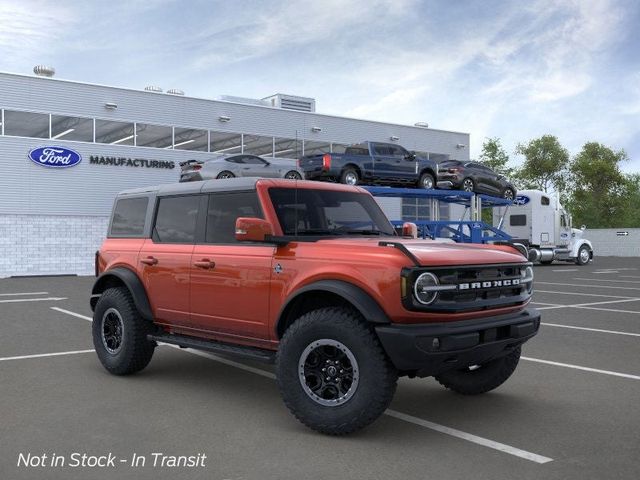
[371,143,395,180]
[189,191,274,344]
[138,194,201,326]
[388,144,416,181]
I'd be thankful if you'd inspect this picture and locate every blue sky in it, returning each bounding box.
[1,0,639,171]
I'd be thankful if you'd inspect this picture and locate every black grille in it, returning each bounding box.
[404,263,532,313]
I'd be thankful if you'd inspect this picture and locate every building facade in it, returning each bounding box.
[0,71,470,277]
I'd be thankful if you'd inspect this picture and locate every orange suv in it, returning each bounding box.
[91,178,539,435]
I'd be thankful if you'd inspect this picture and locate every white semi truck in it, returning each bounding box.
[493,189,594,265]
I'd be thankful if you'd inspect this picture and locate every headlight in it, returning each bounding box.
[414,272,440,305]
[521,265,534,293]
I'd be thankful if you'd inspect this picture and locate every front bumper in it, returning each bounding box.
[375,308,540,377]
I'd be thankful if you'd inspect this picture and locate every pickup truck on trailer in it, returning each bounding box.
[299,141,439,189]
[91,178,539,435]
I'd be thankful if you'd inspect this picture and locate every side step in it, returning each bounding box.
[148,332,276,364]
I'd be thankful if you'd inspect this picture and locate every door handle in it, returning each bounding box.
[140,256,158,266]
[194,259,216,269]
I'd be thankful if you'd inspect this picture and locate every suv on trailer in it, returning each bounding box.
[91,178,540,435]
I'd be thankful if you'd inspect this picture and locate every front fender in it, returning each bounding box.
[571,239,593,258]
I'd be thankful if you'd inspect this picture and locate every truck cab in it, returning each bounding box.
[493,189,593,265]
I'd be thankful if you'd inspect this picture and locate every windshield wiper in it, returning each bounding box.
[292,229,343,236]
[337,229,393,236]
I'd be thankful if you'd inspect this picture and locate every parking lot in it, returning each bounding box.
[1,257,639,480]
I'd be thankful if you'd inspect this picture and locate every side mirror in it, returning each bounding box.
[402,222,418,238]
[235,217,274,242]
[405,153,416,161]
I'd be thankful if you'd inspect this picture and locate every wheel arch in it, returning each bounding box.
[342,163,362,178]
[419,167,436,180]
[275,280,390,339]
[90,267,153,321]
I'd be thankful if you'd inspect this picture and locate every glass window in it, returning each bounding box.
[95,119,135,145]
[345,144,369,156]
[173,127,208,151]
[331,143,349,154]
[273,137,302,158]
[239,155,267,165]
[510,215,527,226]
[269,188,395,236]
[153,195,200,243]
[541,196,550,206]
[205,192,262,244]
[136,123,172,148]
[225,156,244,164]
[243,134,273,156]
[210,131,243,154]
[303,140,331,156]
[51,115,93,142]
[389,145,409,157]
[110,197,148,237]
[4,110,49,138]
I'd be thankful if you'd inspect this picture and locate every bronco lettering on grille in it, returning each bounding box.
[458,278,521,290]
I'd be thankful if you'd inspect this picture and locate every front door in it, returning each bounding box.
[138,194,201,327]
[189,191,274,344]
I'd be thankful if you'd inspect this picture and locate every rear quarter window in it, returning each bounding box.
[510,215,527,226]
[109,197,149,237]
[153,195,200,244]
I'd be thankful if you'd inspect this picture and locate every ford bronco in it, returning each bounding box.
[91,178,539,435]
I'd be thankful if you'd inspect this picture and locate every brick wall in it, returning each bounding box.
[585,228,640,257]
[0,215,108,277]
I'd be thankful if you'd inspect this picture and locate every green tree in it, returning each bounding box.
[479,137,514,177]
[567,142,628,228]
[514,135,569,193]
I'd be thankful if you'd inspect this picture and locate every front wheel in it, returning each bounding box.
[418,172,435,189]
[92,287,155,375]
[276,307,398,435]
[576,245,591,265]
[461,178,475,192]
[340,168,359,186]
[435,347,521,395]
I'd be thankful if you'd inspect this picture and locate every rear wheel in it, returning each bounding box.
[461,178,475,192]
[285,170,302,180]
[576,245,591,265]
[276,307,397,435]
[216,171,235,179]
[92,287,155,375]
[435,347,521,395]
[340,168,359,186]
[418,172,435,189]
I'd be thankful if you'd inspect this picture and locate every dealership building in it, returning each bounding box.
[0,69,470,277]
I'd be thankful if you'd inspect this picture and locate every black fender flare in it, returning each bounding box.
[276,280,390,337]
[90,267,153,321]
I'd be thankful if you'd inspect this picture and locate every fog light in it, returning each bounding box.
[432,338,440,350]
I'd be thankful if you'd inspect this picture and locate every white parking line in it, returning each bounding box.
[536,282,640,291]
[51,307,92,321]
[574,306,640,315]
[0,291,49,296]
[535,290,637,299]
[522,357,640,381]
[534,298,640,311]
[0,297,68,304]
[620,275,640,279]
[49,308,553,464]
[574,278,640,284]
[551,269,578,272]
[541,323,640,337]
[0,349,95,362]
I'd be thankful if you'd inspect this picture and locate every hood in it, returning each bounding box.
[314,237,527,266]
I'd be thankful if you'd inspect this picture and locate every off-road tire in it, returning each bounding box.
[340,168,359,186]
[435,347,521,395]
[418,172,435,190]
[575,245,591,265]
[92,287,155,375]
[276,307,398,435]
[216,171,235,179]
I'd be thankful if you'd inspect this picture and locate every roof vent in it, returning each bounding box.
[144,85,163,93]
[262,94,316,112]
[167,88,185,96]
[33,65,55,77]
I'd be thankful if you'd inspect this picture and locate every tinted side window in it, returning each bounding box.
[110,197,148,237]
[541,196,550,206]
[205,192,262,244]
[510,215,527,226]
[372,144,392,155]
[242,155,266,165]
[153,196,200,243]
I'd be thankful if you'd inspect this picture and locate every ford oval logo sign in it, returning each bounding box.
[28,146,82,168]
[513,195,530,206]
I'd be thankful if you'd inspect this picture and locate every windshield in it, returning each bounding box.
[268,188,396,237]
